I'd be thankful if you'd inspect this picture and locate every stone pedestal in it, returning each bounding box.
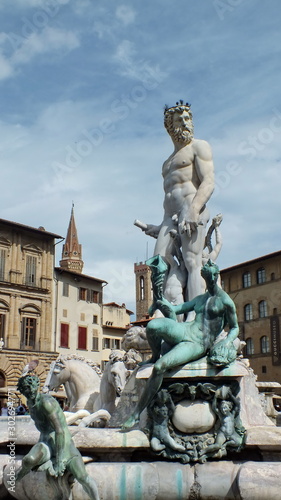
[3,461,73,500]
[3,459,281,500]
[1,358,281,499]
[111,357,273,430]
[110,357,273,463]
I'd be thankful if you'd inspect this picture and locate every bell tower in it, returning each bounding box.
[59,204,84,273]
[134,261,152,321]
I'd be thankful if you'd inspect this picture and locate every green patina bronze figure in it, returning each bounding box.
[147,389,185,454]
[199,386,245,461]
[16,375,100,500]
[146,254,169,317]
[122,258,239,430]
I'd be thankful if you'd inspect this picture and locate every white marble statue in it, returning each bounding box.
[135,101,215,305]
[43,353,131,427]
[43,356,101,412]
[121,326,150,352]
[202,213,223,265]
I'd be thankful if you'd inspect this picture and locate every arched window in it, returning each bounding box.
[22,317,37,349]
[244,303,253,321]
[20,304,41,350]
[259,300,267,318]
[260,335,270,354]
[246,338,254,356]
[271,272,275,281]
[0,371,6,388]
[257,267,266,284]
[242,272,251,288]
[140,276,145,300]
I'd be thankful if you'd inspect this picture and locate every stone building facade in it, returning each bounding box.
[0,210,134,410]
[101,302,133,369]
[0,218,63,406]
[54,266,106,364]
[220,251,281,384]
[54,278,133,369]
[54,208,133,367]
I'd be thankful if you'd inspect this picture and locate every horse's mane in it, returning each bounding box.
[108,350,125,364]
[56,354,102,377]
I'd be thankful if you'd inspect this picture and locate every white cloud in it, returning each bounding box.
[89,259,135,311]
[92,21,115,41]
[71,0,91,15]
[4,0,45,7]
[0,0,281,316]
[115,39,135,64]
[92,6,135,39]
[3,0,70,7]
[116,6,136,26]
[114,40,166,84]
[0,121,30,153]
[114,39,141,79]
[0,52,14,80]
[12,26,80,65]
[0,24,80,80]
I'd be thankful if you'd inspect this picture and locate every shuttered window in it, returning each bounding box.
[0,249,6,281]
[78,326,87,349]
[79,288,87,300]
[60,323,69,348]
[26,255,37,285]
[92,330,99,351]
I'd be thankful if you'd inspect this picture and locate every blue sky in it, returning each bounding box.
[0,0,281,315]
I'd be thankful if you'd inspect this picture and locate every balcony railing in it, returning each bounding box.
[0,272,50,291]
[24,276,50,290]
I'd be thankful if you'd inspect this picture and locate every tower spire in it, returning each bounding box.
[60,204,84,273]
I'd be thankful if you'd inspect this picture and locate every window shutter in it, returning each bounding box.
[0,249,6,280]
[78,326,87,349]
[26,255,36,285]
[60,323,69,348]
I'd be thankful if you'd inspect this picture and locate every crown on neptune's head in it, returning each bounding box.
[164,100,191,114]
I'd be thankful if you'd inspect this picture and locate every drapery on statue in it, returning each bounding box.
[16,375,100,500]
[134,101,215,305]
[122,259,239,430]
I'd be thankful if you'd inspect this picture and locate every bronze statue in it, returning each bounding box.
[16,375,99,500]
[122,259,239,430]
